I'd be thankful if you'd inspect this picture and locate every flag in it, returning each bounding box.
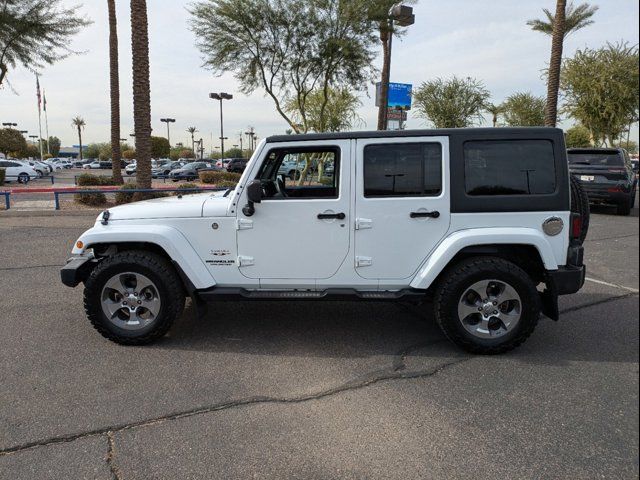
[43,89,47,112]
[36,76,41,111]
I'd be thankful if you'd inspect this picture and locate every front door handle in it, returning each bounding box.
[317,212,346,220]
[410,211,440,219]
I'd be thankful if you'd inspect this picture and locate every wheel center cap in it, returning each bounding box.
[482,302,494,315]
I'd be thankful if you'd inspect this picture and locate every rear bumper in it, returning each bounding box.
[60,256,98,287]
[581,183,633,204]
[547,265,586,295]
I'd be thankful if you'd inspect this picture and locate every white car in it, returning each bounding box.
[18,160,50,177]
[83,161,101,170]
[125,161,137,175]
[0,159,38,183]
[62,128,588,354]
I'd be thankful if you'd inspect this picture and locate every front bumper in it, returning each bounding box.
[60,256,98,287]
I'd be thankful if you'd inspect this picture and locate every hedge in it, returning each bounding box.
[0,168,5,186]
[76,173,116,186]
[173,183,202,195]
[115,182,138,205]
[74,191,107,206]
[198,170,241,185]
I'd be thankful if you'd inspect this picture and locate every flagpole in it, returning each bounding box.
[36,75,44,161]
[43,89,50,154]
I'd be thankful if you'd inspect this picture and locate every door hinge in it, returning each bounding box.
[355,256,373,267]
[355,218,373,230]
[237,255,255,267]
[236,218,253,230]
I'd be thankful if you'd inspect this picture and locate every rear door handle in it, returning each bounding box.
[410,211,440,218]
[317,212,346,220]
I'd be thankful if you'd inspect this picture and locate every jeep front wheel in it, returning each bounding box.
[83,250,185,345]
[434,257,540,354]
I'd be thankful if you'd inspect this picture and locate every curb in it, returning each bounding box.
[0,209,101,218]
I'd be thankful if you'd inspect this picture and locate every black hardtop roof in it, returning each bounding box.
[567,147,623,153]
[266,127,563,143]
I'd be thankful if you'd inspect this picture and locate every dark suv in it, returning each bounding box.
[226,158,247,173]
[567,148,637,216]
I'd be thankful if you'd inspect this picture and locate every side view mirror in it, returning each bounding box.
[242,180,262,216]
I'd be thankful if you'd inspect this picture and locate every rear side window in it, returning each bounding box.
[364,143,442,197]
[464,140,556,196]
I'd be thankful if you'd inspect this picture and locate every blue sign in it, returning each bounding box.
[387,83,412,110]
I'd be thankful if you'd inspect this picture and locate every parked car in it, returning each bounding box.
[99,160,113,169]
[169,161,212,181]
[567,147,638,215]
[277,158,305,180]
[0,160,38,183]
[152,161,185,178]
[62,127,588,354]
[18,160,49,177]
[226,158,247,173]
[82,161,101,170]
[215,158,232,169]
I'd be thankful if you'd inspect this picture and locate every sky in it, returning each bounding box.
[0,0,638,150]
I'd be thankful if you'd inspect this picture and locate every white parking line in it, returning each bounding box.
[585,277,639,294]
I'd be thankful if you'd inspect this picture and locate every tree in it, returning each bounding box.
[285,87,362,132]
[527,2,598,127]
[150,136,170,158]
[186,126,197,153]
[0,128,27,155]
[565,125,592,148]
[561,42,639,146]
[0,0,91,87]
[47,136,60,156]
[71,116,86,161]
[169,147,195,160]
[108,0,123,184]
[189,0,376,134]
[527,1,598,36]
[485,103,504,127]
[122,149,136,160]
[501,92,546,127]
[222,147,243,158]
[131,0,152,191]
[615,139,638,154]
[412,76,490,128]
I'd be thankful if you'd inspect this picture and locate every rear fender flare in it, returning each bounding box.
[410,228,558,290]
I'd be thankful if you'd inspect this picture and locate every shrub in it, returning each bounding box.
[115,182,138,205]
[76,173,115,186]
[199,170,241,184]
[173,183,201,196]
[0,168,5,186]
[43,153,53,160]
[74,191,107,206]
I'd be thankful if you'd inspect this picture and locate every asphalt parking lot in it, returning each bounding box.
[0,201,638,479]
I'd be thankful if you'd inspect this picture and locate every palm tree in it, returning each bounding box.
[486,103,504,127]
[71,116,85,161]
[527,2,598,37]
[130,0,152,191]
[108,0,123,184]
[186,126,198,154]
[527,1,598,127]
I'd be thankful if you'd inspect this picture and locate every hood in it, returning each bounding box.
[101,191,230,221]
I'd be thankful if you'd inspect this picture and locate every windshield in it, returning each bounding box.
[568,151,623,167]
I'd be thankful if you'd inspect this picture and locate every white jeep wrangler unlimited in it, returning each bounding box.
[62,128,587,354]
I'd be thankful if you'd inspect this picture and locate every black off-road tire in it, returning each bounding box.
[570,174,590,243]
[434,257,541,355]
[83,250,185,345]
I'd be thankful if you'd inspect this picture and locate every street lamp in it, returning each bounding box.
[29,135,38,144]
[2,122,17,128]
[378,3,414,130]
[209,92,233,159]
[19,130,28,136]
[160,118,176,146]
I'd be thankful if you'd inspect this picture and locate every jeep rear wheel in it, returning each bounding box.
[434,257,540,354]
[83,250,185,345]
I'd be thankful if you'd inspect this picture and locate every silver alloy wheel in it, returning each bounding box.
[457,279,522,339]
[100,272,161,330]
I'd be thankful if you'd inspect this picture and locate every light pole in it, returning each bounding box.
[160,118,175,146]
[377,4,414,130]
[209,92,233,160]
[29,135,38,144]
[19,130,28,136]
[2,122,17,128]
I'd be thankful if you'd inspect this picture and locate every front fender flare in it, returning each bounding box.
[409,227,558,290]
[72,224,216,290]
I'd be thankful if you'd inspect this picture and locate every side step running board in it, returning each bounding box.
[197,287,426,302]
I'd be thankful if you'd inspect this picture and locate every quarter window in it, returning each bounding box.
[464,140,556,196]
[363,143,442,197]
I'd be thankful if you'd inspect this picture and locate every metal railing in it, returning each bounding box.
[2,173,55,185]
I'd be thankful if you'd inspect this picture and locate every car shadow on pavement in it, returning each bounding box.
[149,292,638,366]
[154,300,454,360]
